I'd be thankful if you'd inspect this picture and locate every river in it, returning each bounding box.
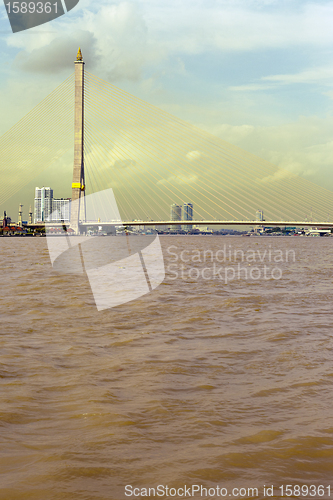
[1,236,333,499]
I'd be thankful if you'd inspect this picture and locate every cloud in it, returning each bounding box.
[186,150,201,161]
[157,174,198,186]
[257,168,297,184]
[113,159,136,169]
[7,0,333,82]
[261,66,333,86]
[209,117,333,190]
[7,1,163,81]
[144,1,333,54]
[208,124,255,143]
[229,65,333,92]
[229,83,277,92]
[13,31,98,73]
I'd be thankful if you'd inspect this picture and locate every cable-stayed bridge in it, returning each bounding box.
[1,48,333,232]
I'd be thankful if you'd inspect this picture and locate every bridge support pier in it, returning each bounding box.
[70,48,85,234]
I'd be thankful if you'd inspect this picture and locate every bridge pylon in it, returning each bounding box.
[70,47,85,234]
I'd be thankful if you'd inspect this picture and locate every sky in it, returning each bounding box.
[1,0,333,219]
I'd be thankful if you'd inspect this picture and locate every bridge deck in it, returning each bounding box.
[27,220,333,228]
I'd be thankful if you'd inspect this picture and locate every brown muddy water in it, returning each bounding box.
[0,236,333,500]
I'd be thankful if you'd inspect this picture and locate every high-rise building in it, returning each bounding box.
[255,209,264,234]
[256,210,264,222]
[50,199,71,222]
[183,202,193,231]
[170,204,182,231]
[34,187,71,223]
[34,187,53,222]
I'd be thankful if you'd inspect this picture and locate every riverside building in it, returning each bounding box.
[183,202,193,231]
[34,187,71,223]
[170,204,182,231]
